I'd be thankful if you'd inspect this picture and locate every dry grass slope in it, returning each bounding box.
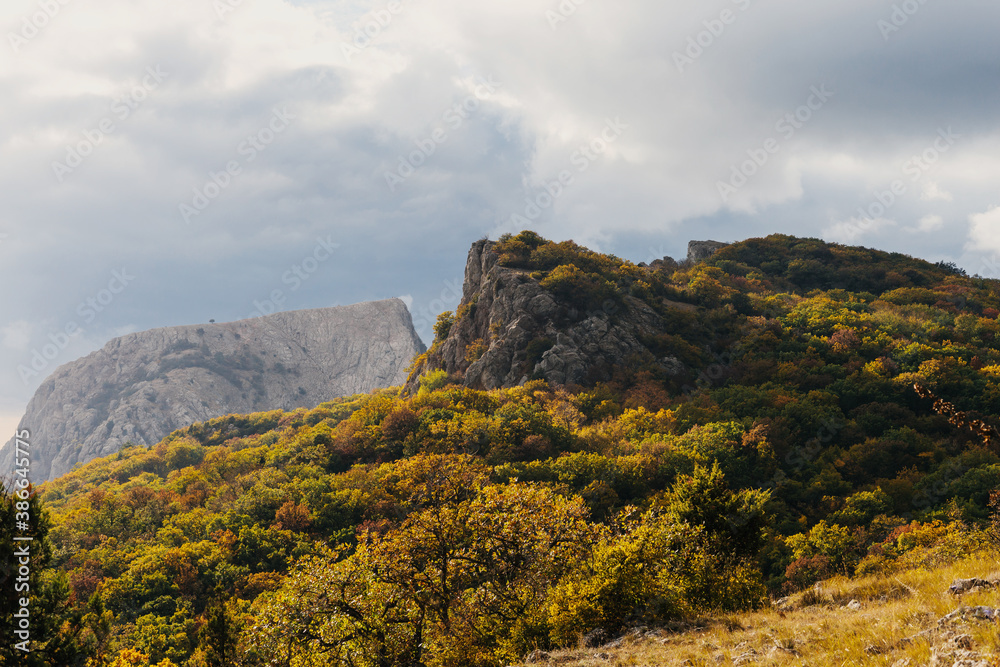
[513,553,1000,667]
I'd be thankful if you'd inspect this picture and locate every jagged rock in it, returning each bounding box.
[774,596,794,612]
[939,606,1000,624]
[769,638,797,656]
[0,299,424,483]
[582,628,608,648]
[406,240,691,391]
[866,640,893,656]
[524,649,550,663]
[687,240,729,263]
[930,634,987,667]
[948,578,994,595]
[649,256,679,272]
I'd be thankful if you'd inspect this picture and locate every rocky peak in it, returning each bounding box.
[687,240,729,263]
[406,239,686,392]
[636,240,729,271]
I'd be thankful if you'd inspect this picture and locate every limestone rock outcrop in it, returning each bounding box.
[1,299,424,482]
[406,240,689,391]
[687,240,729,263]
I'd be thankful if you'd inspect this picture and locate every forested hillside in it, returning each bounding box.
[5,232,1000,667]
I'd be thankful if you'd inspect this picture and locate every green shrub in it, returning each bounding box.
[539,264,617,310]
[419,369,450,394]
[433,312,455,341]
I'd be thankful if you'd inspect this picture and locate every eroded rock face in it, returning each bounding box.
[406,240,686,391]
[1,299,425,483]
[687,240,729,263]
[948,578,995,596]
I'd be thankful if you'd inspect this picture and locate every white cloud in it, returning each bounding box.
[106,324,139,339]
[968,206,1000,254]
[0,321,32,351]
[1,0,997,250]
[921,182,953,201]
[823,216,897,243]
[916,214,944,232]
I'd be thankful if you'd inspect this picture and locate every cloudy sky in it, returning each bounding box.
[2,0,1000,439]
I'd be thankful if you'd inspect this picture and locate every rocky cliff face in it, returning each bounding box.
[687,240,729,263]
[406,241,688,391]
[1,299,424,483]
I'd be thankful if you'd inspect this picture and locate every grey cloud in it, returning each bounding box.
[2,0,999,425]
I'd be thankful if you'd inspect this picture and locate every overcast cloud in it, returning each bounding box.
[2,0,1000,437]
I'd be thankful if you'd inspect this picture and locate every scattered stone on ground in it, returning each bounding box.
[732,647,758,665]
[524,649,550,663]
[582,628,608,648]
[939,606,1000,624]
[948,578,995,596]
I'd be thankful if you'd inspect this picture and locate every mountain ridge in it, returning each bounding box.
[406,231,973,396]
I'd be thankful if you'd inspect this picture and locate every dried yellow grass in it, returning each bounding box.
[513,552,1000,666]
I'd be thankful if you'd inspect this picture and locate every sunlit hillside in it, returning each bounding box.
[5,233,1000,666]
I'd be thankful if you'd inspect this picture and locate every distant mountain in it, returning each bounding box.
[0,298,424,482]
